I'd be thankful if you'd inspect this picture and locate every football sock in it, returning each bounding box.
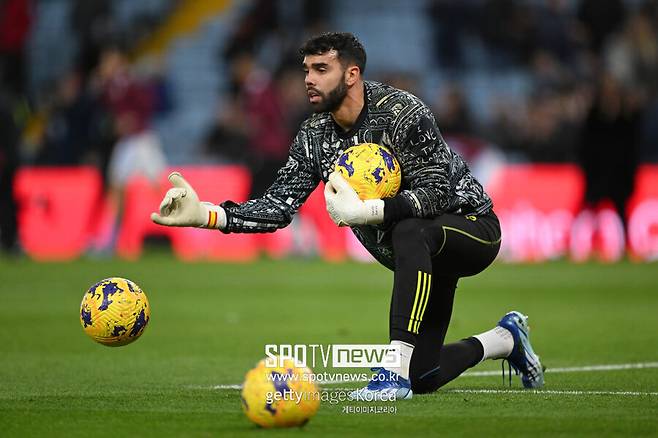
[438,338,484,380]
[386,340,414,380]
[473,326,514,361]
[412,338,485,393]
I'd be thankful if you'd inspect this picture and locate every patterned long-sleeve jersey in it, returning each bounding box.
[220,81,493,270]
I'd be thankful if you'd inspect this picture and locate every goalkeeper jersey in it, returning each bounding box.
[220,81,493,270]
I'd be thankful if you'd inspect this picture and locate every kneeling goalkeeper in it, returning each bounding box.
[152,32,544,400]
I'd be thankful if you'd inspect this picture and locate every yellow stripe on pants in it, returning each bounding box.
[407,271,423,332]
[414,273,432,333]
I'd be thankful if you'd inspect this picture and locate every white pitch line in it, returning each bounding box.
[209,385,658,397]
[462,361,658,377]
[208,361,658,391]
[449,389,658,397]
[212,384,243,390]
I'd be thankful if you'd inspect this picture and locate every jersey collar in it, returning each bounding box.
[333,83,369,140]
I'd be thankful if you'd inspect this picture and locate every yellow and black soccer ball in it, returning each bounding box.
[335,143,402,199]
[80,277,150,346]
[241,357,320,428]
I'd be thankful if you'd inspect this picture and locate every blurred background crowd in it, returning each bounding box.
[1,0,657,255]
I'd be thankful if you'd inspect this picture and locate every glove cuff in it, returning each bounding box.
[363,199,385,225]
[202,203,227,229]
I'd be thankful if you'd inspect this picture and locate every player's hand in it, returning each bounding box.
[324,171,384,226]
[150,172,226,229]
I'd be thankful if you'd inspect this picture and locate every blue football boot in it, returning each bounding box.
[349,368,413,401]
[498,311,545,388]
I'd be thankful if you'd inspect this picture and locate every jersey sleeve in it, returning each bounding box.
[220,128,320,233]
[386,104,456,220]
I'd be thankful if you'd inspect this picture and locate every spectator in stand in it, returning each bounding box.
[222,0,278,64]
[203,94,251,165]
[605,9,658,101]
[37,69,111,167]
[479,0,537,67]
[70,0,115,83]
[227,51,292,198]
[577,0,627,55]
[604,5,658,161]
[0,0,32,100]
[579,72,642,229]
[95,45,166,192]
[92,45,166,251]
[0,93,19,255]
[484,96,524,160]
[275,65,311,139]
[426,0,479,70]
[534,0,579,65]
[434,83,475,137]
[521,89,577,162]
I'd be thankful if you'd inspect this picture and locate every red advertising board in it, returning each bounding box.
[12,165,658,262]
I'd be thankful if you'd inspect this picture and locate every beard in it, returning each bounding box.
[311,79,348,113]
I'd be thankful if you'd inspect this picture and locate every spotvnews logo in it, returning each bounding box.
[264,344,401,368]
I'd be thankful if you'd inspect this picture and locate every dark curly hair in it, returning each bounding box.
[299,32,367,74]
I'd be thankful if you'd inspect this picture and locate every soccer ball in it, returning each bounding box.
[80,277,150,346]
[335,143,401,199]
[241,358,320,428]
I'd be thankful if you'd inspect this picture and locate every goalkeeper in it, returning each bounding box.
[152,32,544,400]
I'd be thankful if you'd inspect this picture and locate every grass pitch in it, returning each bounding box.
[0,254,657,436]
